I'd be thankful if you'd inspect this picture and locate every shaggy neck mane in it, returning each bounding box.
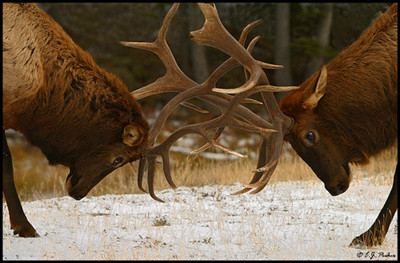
[15,25,143,165]
[318,4,397,157]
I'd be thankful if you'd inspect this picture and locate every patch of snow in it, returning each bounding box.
[3,176,397,260]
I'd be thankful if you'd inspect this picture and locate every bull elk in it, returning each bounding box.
[3,3,150,237]
[280,3,397,247]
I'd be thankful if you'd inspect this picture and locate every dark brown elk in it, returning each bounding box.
[3,3,149,237]
[279,3,397,247]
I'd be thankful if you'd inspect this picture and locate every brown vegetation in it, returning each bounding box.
[5,135,396,202]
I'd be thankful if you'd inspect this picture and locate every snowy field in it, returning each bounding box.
[2,175,397,260]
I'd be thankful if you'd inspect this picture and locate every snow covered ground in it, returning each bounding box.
[2,175,397,260]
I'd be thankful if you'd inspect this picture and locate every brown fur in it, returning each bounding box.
[280,3,397,247]
[3,3,149,237]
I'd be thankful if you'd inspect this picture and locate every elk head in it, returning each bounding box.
[279,66,360,196]
[121,3,299,201]
[42,71,150,200]
[65,122,148,200]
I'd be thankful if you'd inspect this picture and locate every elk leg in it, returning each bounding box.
[350,163,398,247]
[2,130,39,237]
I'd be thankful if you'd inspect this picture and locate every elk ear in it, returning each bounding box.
[303,65,328,110]
[123,125,142,147]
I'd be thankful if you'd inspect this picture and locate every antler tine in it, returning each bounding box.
[239,20,283,83]
[121,3,179,52]
[161,151,177,189]
[121,3,197,101]
[146,156,165,203]
[214,32,297,93]
[190,4,265,95]
[232,136,268,195]
[239,19,262,45]
[249,161,278,194]
[190,127,224,155]
[137,158,147,193]
[180,101,210,114]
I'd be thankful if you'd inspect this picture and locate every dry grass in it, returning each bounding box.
[4,134,397,202]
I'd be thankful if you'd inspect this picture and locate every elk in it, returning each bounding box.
[3,3,149,237]
[279,3,397,247]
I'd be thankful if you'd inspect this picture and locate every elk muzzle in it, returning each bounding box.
[324,163,351,196]
[65,167,114,200]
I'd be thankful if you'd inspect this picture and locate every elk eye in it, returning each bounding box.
[112,157,124,166]
[305,131,316,144]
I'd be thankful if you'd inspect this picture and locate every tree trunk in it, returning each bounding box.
[188,3,209,83]
[305,3,334,78]
[274,3,292,101]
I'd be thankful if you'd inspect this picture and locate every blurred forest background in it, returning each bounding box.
[36,2,392,116]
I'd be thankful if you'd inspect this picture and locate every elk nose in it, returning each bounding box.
[326,183,348,196]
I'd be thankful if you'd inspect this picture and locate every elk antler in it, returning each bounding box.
[121,3,298,202]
